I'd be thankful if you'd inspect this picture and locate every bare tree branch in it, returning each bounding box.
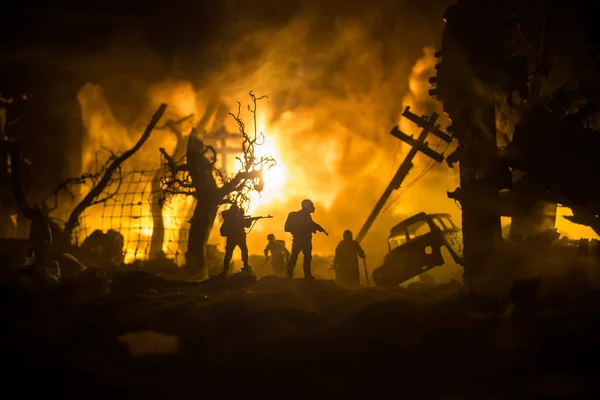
[218,170,262,200]
[159,94,275,209]
[224,91,276,210]
[62,104,167,242]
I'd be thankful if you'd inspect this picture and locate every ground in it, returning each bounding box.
[2,263,600,398]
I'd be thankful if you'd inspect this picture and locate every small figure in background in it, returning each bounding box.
[332,230,366,285]
[264,233,290,277]
[29,204,53,271]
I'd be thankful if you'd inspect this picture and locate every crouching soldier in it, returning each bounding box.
[332,230,365,285]
[264,233,290,277]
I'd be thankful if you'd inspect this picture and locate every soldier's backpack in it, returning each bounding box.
[220,210,234,237]
[219,223,228,238]
[284,211,299,233]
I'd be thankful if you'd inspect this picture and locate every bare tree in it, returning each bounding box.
[160,92,276,278]
[44,104,167,249]
[149,114,194,258]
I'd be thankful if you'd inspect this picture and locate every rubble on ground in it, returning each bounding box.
[1,259,600,398]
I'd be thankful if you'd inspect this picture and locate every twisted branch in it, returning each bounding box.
[159,92,276,212]
[62,104,167,241]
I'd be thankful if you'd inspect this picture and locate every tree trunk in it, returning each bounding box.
[184,129,220,277]
[149,171,165,258]
[186,198,218,278]
[182,124,261,277]
[151,115,195,259]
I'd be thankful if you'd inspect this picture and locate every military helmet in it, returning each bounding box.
[301,199,313,208]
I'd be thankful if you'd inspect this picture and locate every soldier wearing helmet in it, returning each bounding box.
[263,233,290,277]
[220,203,252,275]
[284,199,328,280]
[332,229,366,285]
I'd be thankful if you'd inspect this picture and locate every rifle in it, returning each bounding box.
[244,215,273,222]
[315,223,329,236]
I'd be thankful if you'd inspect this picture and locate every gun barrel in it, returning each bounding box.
[245,215,274,221]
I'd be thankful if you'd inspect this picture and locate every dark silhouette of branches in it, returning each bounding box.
[226,91,276,209]
[156,92,276,275]
[159,91,276,210]
[46,104,167,244]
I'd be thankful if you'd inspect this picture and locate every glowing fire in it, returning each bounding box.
[74,9,600,270]
[72,42,455,266]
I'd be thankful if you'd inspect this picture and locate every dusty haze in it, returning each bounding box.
[64,1,597,270]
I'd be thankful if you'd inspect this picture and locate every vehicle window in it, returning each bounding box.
[442,216,456,228]
[407,221,431,240]
[431,217,446,230]
[389,235,408,249]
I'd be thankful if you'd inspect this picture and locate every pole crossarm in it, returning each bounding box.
[203,127,243,171]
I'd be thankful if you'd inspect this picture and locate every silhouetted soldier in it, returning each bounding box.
[0,94,28,137]
[220,204,252,276]
[29,205,52,270]
[264,233,290,277]
[0,94,14,137]
[284,199,328,280]
[332,230,365,285]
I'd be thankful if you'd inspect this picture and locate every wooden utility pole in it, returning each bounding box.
[356,106,453,244]
[204,126,243,172]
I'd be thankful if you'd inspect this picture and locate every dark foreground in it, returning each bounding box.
[2,270,600,399]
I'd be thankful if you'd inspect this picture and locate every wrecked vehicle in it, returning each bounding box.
[372,212,463,287]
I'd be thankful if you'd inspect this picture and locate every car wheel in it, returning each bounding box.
[373,268,395,287]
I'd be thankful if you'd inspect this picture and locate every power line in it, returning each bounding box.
[381,140,450,215]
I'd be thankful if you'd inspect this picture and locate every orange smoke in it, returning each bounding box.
[69,9,595,271]
[69,12,462,267]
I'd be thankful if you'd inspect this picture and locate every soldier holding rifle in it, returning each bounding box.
[220,203,272,276]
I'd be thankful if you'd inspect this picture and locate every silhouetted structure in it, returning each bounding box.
[264,233,290,277]
[284,199,328,279]
[432,0,600,286]
[333,230,366,285]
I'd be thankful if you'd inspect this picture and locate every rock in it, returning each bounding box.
[244,291,319,314]
[117,331,180,357]
[197,272,258,291]
[80,229,125,269]
[334,298,421,335]
[110,271,170,295]
[128,257,180,276]
[54,253,87,279]
[44,260,61,283]
[46,267,112,309]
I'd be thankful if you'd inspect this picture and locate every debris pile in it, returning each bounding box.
[2,264,600,397]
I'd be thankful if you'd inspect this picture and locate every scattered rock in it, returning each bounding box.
[54,253,86,279]
[117,331,180,357]
[45,267,112,309]
[110,271,170,295]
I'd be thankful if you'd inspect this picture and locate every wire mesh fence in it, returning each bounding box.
[73,169,196,265]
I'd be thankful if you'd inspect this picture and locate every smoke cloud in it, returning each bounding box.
[70,1,463,267]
